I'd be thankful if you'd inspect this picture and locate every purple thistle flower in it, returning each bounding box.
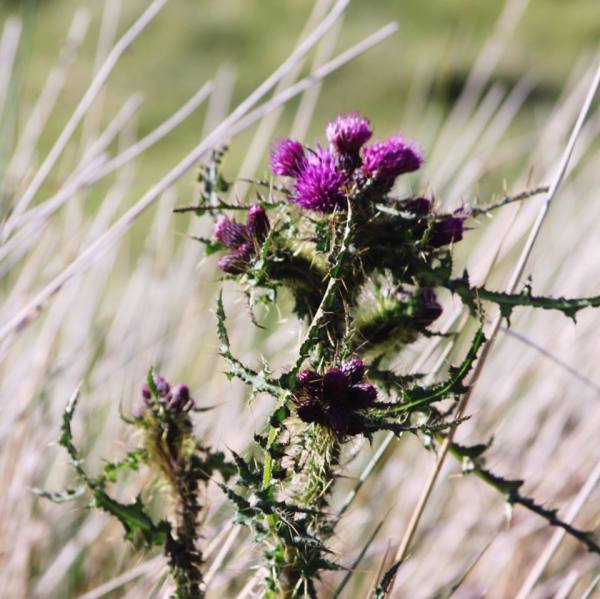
[270,138,306,177]
[217,242,254,274]
[298,369,320,386]
[429,216,465,247]
[214,218,248,249]
[326,113,372,157]
[214,208,271,275]
[246,205,270,242]
[294,362,377,436]
[323,368,349,399]
[341,358,365,385]
[362,135,422,185]
[292,147,348,212]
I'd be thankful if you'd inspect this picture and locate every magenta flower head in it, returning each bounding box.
[292,147,348,212]
[362,135,422,187]
[326,113,372,157]
[270,138,306,177]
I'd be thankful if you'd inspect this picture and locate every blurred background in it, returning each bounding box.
[0,1,599,598]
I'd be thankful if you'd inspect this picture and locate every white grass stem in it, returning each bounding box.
[1,0,168,241]
[5,9,91,191]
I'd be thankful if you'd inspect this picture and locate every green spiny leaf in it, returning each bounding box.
[92,491,171,546]
[448,272,600,323]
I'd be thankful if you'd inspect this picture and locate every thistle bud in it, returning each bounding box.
[217,242,254,274]
[214,218,249,249]
[323,368,349,399]
[153,374,170,397]
[403,197,431,216]
[341,358,365,385]
[169,384,192,412]
[429,216,465,247]
[246,205,270,242]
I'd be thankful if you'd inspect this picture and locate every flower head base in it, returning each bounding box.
[362,135,422,188]
[214,206,270,274]
[294,359,377,435]
[292,147,348,212]
[270,138,306,177]
[326,113,372,157]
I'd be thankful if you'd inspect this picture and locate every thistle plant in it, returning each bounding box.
[183,112,600,596]
[39,372,234,599]
[43,113,600,598]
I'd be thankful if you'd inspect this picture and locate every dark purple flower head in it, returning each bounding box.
[270,138,306,177]
[138,374,194,416]
[323,368,349,399]
[362,135,422,185]
[402,197,432,216]
[246,205,270,242]
[217,242,254,274]
[292,146,347,212]
[326,113,372,156]
[294,361,377,436]
[298,369,320,386]
[341,358,365,385]
[348,383,377,409]
[429,216,465,247]
[214,218,248,249]
[414,288,443,327]
[215,208,271,275]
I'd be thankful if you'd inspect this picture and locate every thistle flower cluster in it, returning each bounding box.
[214,205,270,274]
[139,373,194,415]
[295,359,377,436]
[270,112,422,212]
